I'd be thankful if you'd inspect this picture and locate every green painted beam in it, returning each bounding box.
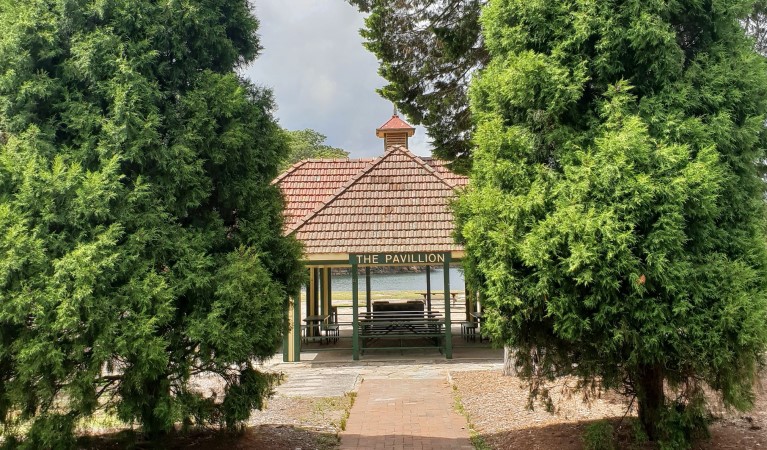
[365,266,371,312]
[426,266,432,311]
[328,269,333,311]
[443,257,453,359]
[293,293,301,361]
[305,271,312,329]
[352,262,360,360]
[282,295,290,362]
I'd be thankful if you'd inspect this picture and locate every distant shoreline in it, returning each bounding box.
[331,266,442,275]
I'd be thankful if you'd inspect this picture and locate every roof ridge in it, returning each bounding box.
[393,146,460,190]
[285,152,390,235]
[271,157,378,186]
[271,159,309,185]
[302,157,376,162]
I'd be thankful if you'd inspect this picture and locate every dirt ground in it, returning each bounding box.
[74,368,766,449]
[77,394,351,450]
[450,370,767,449]
[78,425,335,450]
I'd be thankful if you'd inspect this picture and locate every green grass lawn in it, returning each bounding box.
[327,290,464,307]
[330,290,423,303]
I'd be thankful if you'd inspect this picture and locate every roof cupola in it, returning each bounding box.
[376,108,415,150]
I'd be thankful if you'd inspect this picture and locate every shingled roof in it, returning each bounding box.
[421,157,469,188]
[272,159,374,228]
[375,114,415,137]
[273,146,468,256]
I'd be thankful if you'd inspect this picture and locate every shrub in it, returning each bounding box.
[583,420,615,450]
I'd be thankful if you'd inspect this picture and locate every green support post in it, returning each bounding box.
[328,269,333,312]
[352,261,360,360]
[293,292,301,361]
[283,295,290,362]
[365,266,371,312]
[443,257,453,359]
[426,266,432,311]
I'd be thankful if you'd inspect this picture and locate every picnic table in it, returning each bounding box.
[303,314,329,341]
[471,312,489,342]
[418,291,461,303]
[358,311,444,353]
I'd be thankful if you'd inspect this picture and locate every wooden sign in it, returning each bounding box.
[350,252,450,266]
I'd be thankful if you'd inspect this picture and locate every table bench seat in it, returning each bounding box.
[358,317,444,353]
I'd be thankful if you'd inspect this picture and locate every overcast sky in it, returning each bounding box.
[245,0,430,158]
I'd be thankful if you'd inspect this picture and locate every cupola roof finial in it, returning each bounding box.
[376,110,415,150]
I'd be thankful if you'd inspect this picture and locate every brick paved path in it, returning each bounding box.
[340,378,473,450]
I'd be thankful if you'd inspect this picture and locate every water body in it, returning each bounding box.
[332,267,465,292]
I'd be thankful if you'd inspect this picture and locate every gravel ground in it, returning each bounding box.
[221,370,356,450]
[183,366,356,449]
[450,369,767,449]
[249,395,348,431]
[451,370,629,449]
[76,364,766,449]
[77,369,354,450]
[701,371,767,450]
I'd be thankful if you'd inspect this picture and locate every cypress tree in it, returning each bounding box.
[0,0,303,446]
[349,0,488,171]
[457,0,767,445]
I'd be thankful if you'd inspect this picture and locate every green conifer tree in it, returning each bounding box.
[0,0,303,446]
[457,0,767,446]
[348,0,487,171]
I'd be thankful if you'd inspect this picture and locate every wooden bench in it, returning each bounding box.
[358,312,444,353]
[372,300,424,312]
[321,306,340,344]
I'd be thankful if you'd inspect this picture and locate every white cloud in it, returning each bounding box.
[246,0,432,159]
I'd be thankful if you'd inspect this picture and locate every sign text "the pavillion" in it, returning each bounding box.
[350,252,449,266]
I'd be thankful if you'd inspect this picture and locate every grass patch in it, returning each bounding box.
[75,411,126,435]
[296,395,354,433]
[583,420,615,450]
[338,391,357,432]
[451,382,491,450]
[315,431,341,450]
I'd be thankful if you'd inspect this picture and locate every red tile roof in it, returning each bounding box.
[273,146,468,256]
[273,158,374,228]
[376,114,415,137]
[421,158,469,188]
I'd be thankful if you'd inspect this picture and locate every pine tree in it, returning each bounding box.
[457,0,767,446]
[0,0,303,446]
[347,0,487,171]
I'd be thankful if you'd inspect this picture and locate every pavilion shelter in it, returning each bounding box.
[273,115,474,361]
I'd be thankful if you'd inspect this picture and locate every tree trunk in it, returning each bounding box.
[141,377,171,441]
[636,364,665,442]
[503,345,517,376]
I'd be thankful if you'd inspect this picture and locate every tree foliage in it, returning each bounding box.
[280,129,349,171]
[456,0,767,446]
[347,0,487,172]
[0,0,303,446]
[348,0,767,173]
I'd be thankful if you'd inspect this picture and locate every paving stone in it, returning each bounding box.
[274,372,359,398]
[257,359,502,449]
[340,378,473,450]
